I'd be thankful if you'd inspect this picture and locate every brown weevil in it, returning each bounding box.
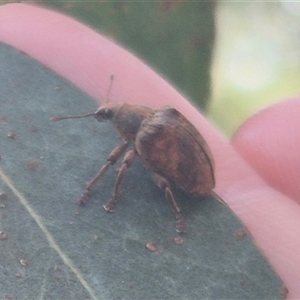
[51,82,215,233]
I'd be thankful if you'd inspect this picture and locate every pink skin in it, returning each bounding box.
[1,3,300,297]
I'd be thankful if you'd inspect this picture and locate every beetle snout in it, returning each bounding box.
[94,114,104,122]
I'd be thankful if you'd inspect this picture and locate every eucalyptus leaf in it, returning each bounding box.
[0,43,283,299]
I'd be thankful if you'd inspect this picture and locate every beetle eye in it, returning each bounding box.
[103,108,113,119]
[95,107,113,122]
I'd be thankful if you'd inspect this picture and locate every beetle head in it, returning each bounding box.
[94,102,123,122]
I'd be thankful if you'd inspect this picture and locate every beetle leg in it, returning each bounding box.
[78,140,130,205]
[103,149,137,212]
[152,173,186,233]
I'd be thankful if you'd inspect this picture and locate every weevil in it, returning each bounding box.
[51,86,215,233]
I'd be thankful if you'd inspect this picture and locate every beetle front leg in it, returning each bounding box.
[103,149,137,212]
[78,140,130,205]
[152,173,186,233]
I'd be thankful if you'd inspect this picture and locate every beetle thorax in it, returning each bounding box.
[110,103,154,140]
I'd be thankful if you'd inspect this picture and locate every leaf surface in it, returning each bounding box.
[0,43,283,299]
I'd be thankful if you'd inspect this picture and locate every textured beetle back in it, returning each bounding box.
[135,107,215,196]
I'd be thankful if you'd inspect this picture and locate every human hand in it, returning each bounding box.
[1,3,300,298]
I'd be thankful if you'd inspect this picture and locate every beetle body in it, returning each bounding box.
[52,102,215,233]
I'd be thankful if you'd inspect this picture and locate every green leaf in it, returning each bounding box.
[0,43,283,299]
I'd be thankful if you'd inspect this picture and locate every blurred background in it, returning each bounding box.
[2,0,300,137]
[212,1,300,136]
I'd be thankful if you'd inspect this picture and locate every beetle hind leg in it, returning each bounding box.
[152,173,186,233]
[104,149,137,212]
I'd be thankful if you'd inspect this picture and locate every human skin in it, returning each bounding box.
[1,3,300,298]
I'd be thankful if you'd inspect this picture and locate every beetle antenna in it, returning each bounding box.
[50,112,95,122]
[50,75,114,122]
[106,74,114,103]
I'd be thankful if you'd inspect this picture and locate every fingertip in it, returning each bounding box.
[232,98,300,203]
